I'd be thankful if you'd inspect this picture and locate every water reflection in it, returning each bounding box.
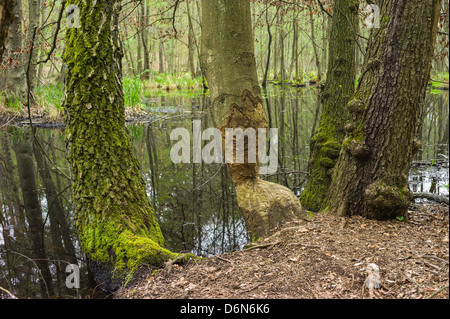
[0,86,448,298]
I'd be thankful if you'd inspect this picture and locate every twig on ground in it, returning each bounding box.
[243,241,281,252]
[271,226,309,238]
[213,256,233,263]
[426,285,449,299]
[423,255,449,265]
[164,253,192,273]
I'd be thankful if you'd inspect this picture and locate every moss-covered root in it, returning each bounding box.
[87,231,196,291]
[364,181,412,220]
[300,136,342,212]
[236,178,307,241]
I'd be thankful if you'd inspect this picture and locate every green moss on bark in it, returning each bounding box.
[300,0,357,212]
[63,0,187,286]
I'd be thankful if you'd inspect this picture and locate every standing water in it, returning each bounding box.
[0,86,448,298]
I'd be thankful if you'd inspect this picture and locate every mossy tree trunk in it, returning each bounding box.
[325,0,441,220]
[200,0,305,241]
[300,0,358,212]
[63,0,180,290]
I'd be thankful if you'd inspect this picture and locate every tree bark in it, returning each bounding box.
[140,1,150,79]
[186,0,196,76]
[326,0,441,220]
[6,0,26,101]
[309,6,321,83]
[300,0,358,211]
[0,0,15,61]
[200,0,305,241]
[27,0,40,104]
[62,0,182,291]
[158,40,164,73]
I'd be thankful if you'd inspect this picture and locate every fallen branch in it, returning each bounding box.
[413,192,449,205]
[238,282,266,295]
[164,253,193,273]
[426,285,449,299]
[423,254,449,265]
[271,226,309,238]
[0,286,18,299]
[212,255,233,264]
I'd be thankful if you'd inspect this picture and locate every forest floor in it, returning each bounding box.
[115,201,449,300]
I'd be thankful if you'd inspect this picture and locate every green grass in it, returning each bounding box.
[0,73,204,118]
[4,91,23,112]
[430,71,449,89]
[123,77,144,107]
[124,73,204,108]
[145,72,203,91]
[36,83,65,118]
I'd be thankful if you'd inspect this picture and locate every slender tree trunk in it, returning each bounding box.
[300,0,358,211]
[137,7,142,75]
[36,3,46,88]
[262,1,274,88]
[309,6,321,83]
[141,1,150,79]
[145,125,158,209]
[326,0,441,220]
[200,0,305,241]
[6,0,26,101]
[0,0,16,61]
[63,0,182,291]
[158,41,164,73]
[186,0,196,76]
[27,0,40,104]
[292,14,298,81]
[279,12,285,82]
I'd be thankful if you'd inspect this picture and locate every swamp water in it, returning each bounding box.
[0,85,448,298]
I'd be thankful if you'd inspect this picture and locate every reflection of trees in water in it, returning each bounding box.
[1,128,79,298]
[0,87,447,298]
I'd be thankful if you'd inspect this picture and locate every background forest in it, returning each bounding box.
[0,0,448,299]
[0,0,447,115]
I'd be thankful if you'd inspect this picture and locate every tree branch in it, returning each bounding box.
[172,0,181,39]
[36,0,65,65]
[413,192,449,205]
[316,0,332,18]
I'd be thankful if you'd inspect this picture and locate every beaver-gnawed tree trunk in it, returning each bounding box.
[325,0,441,220]
[300,0,358,212]
[200,0,305,241]
[63,0,183,291]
